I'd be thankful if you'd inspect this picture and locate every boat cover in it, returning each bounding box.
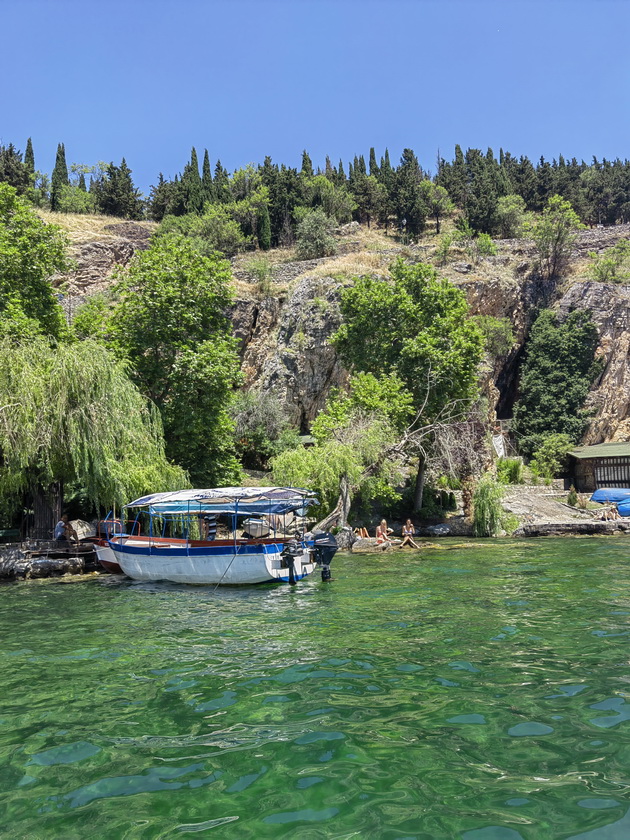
[590,488,630,503]
[125,487,317,516]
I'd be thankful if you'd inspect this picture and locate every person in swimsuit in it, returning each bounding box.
[400,518,420,549]
[375,518,393,549]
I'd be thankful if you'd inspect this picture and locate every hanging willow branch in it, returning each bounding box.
[0,337,189,508]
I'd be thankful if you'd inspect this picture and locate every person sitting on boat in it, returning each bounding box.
[54,514,78,545]
[198,514,217,540]
[375,519,393,549]
[400,519,420,549]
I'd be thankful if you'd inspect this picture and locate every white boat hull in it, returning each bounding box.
[108,537,316,585]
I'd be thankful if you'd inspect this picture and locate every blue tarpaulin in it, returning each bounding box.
[590,488,630,504]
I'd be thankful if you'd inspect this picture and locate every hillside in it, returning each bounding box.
[45,211,630,443]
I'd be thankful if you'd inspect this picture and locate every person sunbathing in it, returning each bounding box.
[375,519,393,549]
[400,519,420,549]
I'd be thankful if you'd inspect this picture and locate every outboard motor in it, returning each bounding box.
[281,537,303,585]
[311,531,338,582]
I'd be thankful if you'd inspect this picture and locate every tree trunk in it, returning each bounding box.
[30,482,63,540]
[314,474,352,533]
[412,455,426,514]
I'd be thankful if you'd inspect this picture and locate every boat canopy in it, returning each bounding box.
[590,488,630,504]
[124,487,318,516]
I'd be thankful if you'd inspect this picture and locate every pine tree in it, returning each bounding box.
[50,143,69,211]
[202,149,214,204]
[24,137,35,174]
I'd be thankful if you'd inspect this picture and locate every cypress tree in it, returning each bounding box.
[213,160,231,203]
[301,150,314,178]
[369,147,379,177]
[182,147,203,215]
[50,143,69,211]
[24,137,35,174]
[201,149,214,204]
[337,159,346,185]
[257,204,271,250]
[78,172,87,191]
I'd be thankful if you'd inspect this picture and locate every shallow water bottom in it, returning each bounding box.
[2,537,630,838]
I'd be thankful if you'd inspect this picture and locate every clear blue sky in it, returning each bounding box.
[3,0,629,194]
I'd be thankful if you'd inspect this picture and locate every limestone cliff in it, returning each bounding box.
[49,212,630,444]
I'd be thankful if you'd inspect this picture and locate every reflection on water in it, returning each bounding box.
[2,538,630,837]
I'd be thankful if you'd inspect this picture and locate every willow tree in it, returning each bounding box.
[0,338,188,535]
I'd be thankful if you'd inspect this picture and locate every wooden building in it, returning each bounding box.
[569,442,630,492]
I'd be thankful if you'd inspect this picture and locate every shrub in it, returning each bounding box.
[567,485,578,506]
[496,457,523,485]
[296,208,337,260]
[529,433,574,480]
[245,255,273,296]
[496,194,527,239]
[472,474,504,537]
[589,239,630,283]
[474,315,515,358]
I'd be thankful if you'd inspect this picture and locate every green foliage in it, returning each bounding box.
[434,232,454,265]
[473,315,515,358]
[512,309,601,457]
[110,236,242,485]
[91,159,143,219]
[0,337,188,511]
[0,144,31,195]
[56,184,96,214]
[496,457,523,485]
[588,238,630,282]
[257,204,271,250]
[472,474,504,537]
[529,433,574,479]
[333,259,484,419]
[567,485,578,506]
[71,293,112,341]
[231,390,295,469]
[296,208,337,259]
[525,194,584,280]
[420,181,453,233]
[496,194,527,238]
[156,206,248,257]
[50,143,69,211]
[244,254,273,296]
[0,184,70,339]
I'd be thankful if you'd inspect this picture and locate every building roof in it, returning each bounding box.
[570,442,630,460]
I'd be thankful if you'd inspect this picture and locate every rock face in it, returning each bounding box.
[556,280,630,442]
[231,271,348,428]
[53,217,630,443]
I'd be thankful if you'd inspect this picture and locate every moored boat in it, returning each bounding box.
[103,487,337,585]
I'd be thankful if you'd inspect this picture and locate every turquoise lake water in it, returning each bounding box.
[3,538,630,839]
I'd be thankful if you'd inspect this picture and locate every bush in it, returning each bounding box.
[296,208,337,260]
[567,485,578,506]
[245,255,273,296]
[496,457,523,485]
[589,239,630,283]
[472,474,504,537]
[56,184,96,214]
[496,194,526,239]
[474,315,515,358]
[529,433,574,480]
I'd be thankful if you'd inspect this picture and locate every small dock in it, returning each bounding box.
[0,541,99,581]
